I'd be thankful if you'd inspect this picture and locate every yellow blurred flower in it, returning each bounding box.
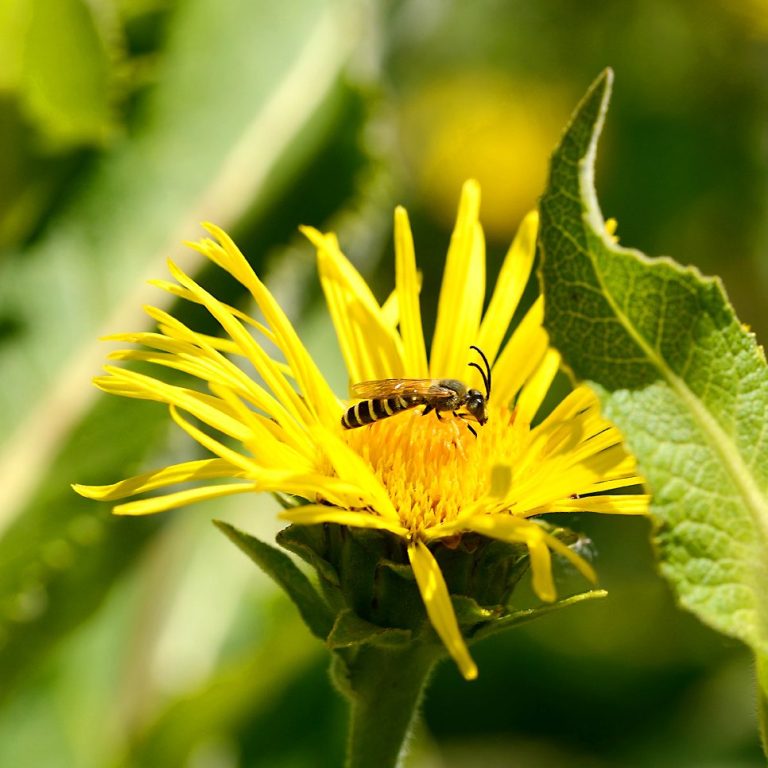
[75,181,647,679]
[398,73,568,240]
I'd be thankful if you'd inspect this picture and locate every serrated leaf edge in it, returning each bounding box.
[573,71,768,556]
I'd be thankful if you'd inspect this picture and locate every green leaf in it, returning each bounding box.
[539,69,768,695]
[214,521,334,640]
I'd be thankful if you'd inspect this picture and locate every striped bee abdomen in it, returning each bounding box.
[341,396,420,429]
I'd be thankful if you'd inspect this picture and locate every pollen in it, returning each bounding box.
[343,404,524,531]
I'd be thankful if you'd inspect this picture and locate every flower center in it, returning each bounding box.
[343,403,523,531]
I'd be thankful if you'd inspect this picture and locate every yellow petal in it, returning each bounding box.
[515,347,561,424]
[194,225,340,427]
[529,494,650,516]
[380,288,400,329]
[279,505,407,536]
[430,180,485,379]
[395,206,429,377]
[303,226,405,382]
[72,458,242,500]
[490,296,549,407]
[476,210,538,365]
[98,367,252,442]
[309,424,399,521]
[114,482,256,515]
[408,539,478,680]
[148,279,276,340]
[169,405,257,475]
[527,531,556,602]
[166,259,314,427]
[542,532,598,585]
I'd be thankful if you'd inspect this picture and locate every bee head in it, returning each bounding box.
[465,389,488,425]
[466,345,491,428]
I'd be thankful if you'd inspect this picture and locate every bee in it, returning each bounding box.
[341,346,491,437]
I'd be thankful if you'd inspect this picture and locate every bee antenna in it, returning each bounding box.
[469,345,491,399]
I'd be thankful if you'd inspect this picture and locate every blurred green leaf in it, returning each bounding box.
[0,0,369,703]
[115,605,334,768]
[0,393,164,705]
[21,0,119,147]
[0,0,30,92]
[214,520,334,640]
[539,70,768,701]
[0,0,359,523]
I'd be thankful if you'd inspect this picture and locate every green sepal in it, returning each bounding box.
[327,608,412,650]
[275,524,347,617]
[213,520,334,641]
[270,492,303,510]
[276,523,341,587]
[435,535,530,606]
[472,589,608,642]
[450,595,503,631]
[277,525,537,638]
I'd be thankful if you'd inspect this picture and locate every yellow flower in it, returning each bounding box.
[74,180,648,680]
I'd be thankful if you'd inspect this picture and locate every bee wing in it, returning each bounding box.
[349,378,455,400]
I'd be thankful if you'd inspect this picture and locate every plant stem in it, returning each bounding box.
[342,643,440,768]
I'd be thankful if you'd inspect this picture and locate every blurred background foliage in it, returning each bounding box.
[0,0,765,766]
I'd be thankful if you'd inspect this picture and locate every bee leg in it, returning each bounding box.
[457,413,479,439]
[422,404,434,417]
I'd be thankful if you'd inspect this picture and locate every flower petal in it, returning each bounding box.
[72,458,242,500]
[490,296,549,407]
[279,505,407,536]
[408,539,478,680]
[193,225,340,426]
[464,514,598,598]
[476,210,538,365]
[114,482,256,515]
[166,259,317,428]
[430,180,485,379]
[303,226,405,383]
[529,494,650,515]
[515,347,561,424]
[309,424,399,521]
[395,206,429,377]
[96,367,252,442]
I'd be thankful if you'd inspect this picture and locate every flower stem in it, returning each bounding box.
[341,643,441,768]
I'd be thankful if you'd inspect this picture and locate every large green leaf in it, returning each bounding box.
[538,69,768,702]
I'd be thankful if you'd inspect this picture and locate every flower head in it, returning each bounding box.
[75,180,648,680]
